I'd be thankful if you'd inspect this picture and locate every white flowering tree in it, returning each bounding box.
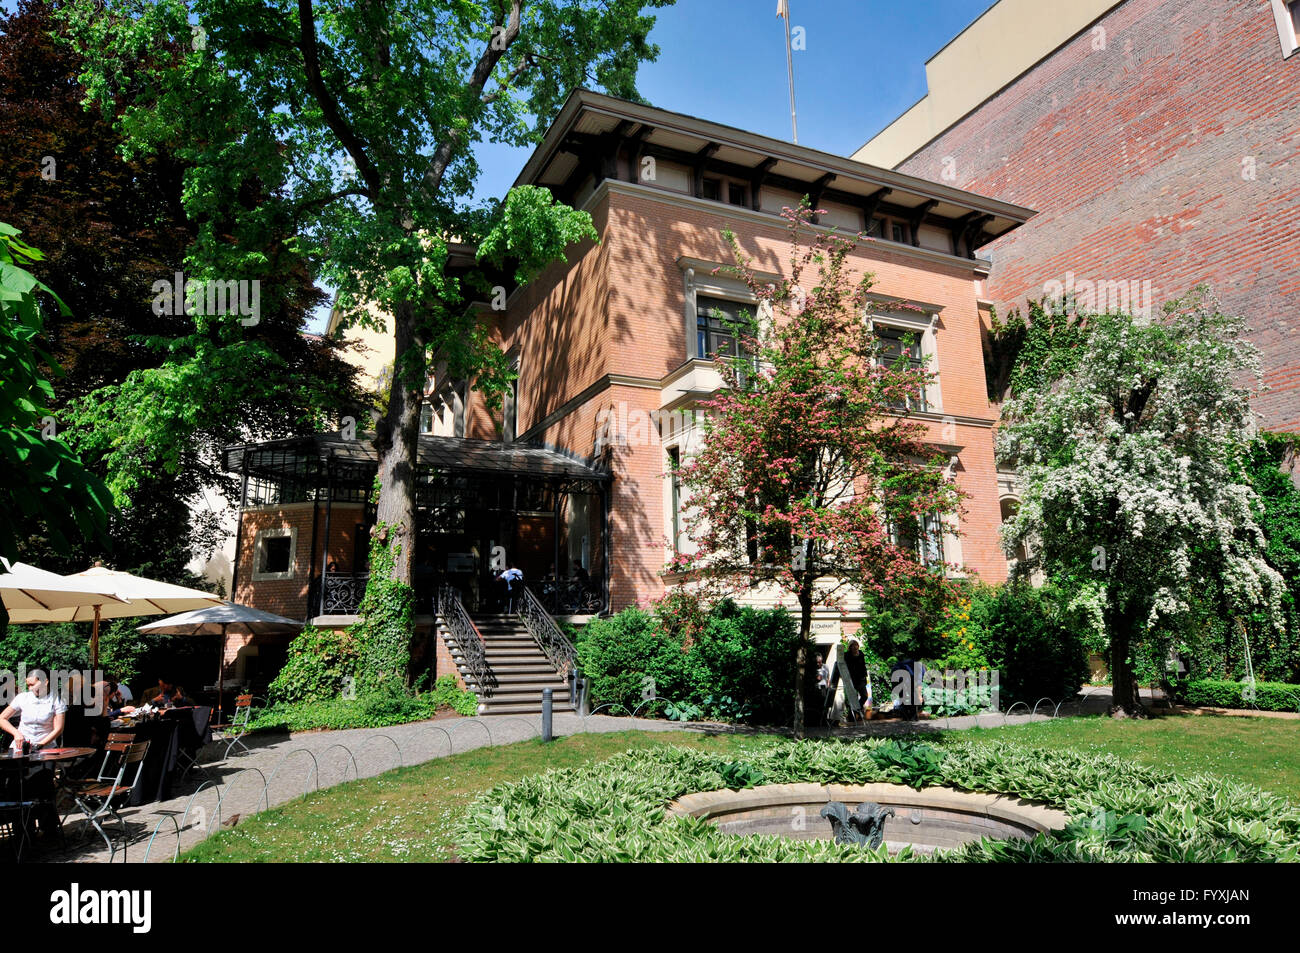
[998,289,1283,716]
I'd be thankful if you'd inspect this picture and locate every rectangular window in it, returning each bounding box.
[1291,0,1300,35]
[891,222,908,244]
[728,182,748,207]
[503,362,519,443]
[667,447,682,553]
[252,527,297,580]
[875,325,927,411]
[891,514,944,568]
[695,296,754,361]
[262,536,292,574]
[701,178,721,202]
[419,403,434,434]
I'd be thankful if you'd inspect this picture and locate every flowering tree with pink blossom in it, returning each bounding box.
[671,207,962,732]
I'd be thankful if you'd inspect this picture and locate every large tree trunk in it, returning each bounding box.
[793,582,813,737]
[1108,603,1146,717]
[373,298,425,585]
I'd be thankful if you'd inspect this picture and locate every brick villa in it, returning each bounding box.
[218,91,1034,701]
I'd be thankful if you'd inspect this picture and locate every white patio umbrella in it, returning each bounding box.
[0,559,130,617]
[137,603,304,713]
[5,564,225,672]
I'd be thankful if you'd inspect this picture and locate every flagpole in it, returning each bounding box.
[779,1,798,143]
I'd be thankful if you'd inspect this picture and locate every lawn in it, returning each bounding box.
[181,730,782,862]
[958,711,1300,801]
[181,714,1300,862]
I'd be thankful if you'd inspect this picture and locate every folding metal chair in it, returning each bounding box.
[67,739,149,862]
[211,695,255,758]
[0,757,42,862]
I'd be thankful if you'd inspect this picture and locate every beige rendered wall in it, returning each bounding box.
[854,0,1124,168]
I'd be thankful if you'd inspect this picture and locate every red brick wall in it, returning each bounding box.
[895,0,1300,430]
[233,502,367,620]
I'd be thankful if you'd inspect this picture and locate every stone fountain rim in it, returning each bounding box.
[666,782,1068,832]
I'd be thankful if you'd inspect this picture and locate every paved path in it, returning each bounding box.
[40,686,1165,863]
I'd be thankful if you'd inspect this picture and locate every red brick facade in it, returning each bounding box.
[893,0,1300,430]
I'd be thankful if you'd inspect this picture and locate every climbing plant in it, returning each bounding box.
[352,523,415,694]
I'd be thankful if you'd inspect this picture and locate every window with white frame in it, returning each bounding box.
[890,512,945,568]
[875,325,928,412]
[1272,0,1300,56]
[667,446,684,554]
[868,302,941,413]
[696,295,756,361]
[503,359,519,443]
[252,526,296,580]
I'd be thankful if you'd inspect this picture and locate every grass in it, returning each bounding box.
[181,729,781,863]
[957,711,1300,802]
[180,713,1300,862]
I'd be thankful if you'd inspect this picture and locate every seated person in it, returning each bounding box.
[140,678,191,709]
[0,669,68,751]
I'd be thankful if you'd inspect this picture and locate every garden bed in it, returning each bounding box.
[455,739,1300,862]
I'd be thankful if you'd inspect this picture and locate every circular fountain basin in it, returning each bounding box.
[667,783,1067,854]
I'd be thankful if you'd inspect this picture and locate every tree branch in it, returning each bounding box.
[297,0,383,194]
[418,0,522,202]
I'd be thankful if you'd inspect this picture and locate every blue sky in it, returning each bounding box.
[472,0,993,201]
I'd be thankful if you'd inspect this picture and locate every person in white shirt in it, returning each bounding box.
[1,670,68,751]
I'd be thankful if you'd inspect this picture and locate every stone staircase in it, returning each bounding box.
[459,613,574,716]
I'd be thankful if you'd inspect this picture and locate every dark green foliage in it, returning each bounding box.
[857,582,1088,707]
[1178,678,1300,713]
[719,761,767,790]
[353,526,415,693]
[689,601,800,724]
[251,676,476,732]
[267,625,361,704]
[867,740,945,790]
[0,623,88,672]
[969,583,1090,705]
[575,608,692,715]
[574,599,799,724]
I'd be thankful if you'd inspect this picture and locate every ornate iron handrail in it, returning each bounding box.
[517,585,580,683]
[525,578,604,614]
[437,586,494,696]
[321,572,368,614]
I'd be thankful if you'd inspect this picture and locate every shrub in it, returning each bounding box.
[430,674,479,716]
[688,601,800,724]
[575,608,692,714]
[576,600,800,723]
[268,625,362,704]
[967,583,1089,705]
[1178,678,1300,713]
[250,680,477,732]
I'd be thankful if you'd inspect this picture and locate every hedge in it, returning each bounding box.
[1178,678,1300,713]
[455,740,1300,862]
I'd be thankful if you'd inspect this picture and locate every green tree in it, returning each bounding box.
[998,290,1284,715]
[0,224,115,628]
[1,0,362,581]
[63,0,667,592]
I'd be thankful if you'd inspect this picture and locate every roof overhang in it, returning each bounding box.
[515,89,1036,243]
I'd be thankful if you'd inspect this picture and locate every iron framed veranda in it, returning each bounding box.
[222,431,613,620]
